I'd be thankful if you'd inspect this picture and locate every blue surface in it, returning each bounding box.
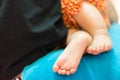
[22,23,120,80]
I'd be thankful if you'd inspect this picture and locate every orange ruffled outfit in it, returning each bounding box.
[61,0,110,29]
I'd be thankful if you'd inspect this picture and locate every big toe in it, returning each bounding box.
[53,64,59,72]
[105,44,112,51]
[70,68,77,74]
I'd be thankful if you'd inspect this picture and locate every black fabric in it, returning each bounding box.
[0,0,67,79]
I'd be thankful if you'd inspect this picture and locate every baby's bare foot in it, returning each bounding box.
[53,51,80,75]
[87,32,112,55]
[53,32,92,75]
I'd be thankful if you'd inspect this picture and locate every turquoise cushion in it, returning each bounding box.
[22,23,120,80]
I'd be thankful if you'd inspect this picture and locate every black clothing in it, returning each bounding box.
[0,0,67,79]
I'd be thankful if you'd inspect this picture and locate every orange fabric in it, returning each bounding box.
[61,0,110,29]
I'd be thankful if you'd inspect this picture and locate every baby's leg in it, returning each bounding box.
[53,29,92,75]
[106,0,118,23]
[73,1,112,55]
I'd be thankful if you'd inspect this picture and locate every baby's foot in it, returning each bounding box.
[53,33,90,75]
[53,50,81,75]
[87,31,112,55]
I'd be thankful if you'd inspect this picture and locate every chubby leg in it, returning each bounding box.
[73,1,112,55]
[53,29,92,75]
[106,0,118,23]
